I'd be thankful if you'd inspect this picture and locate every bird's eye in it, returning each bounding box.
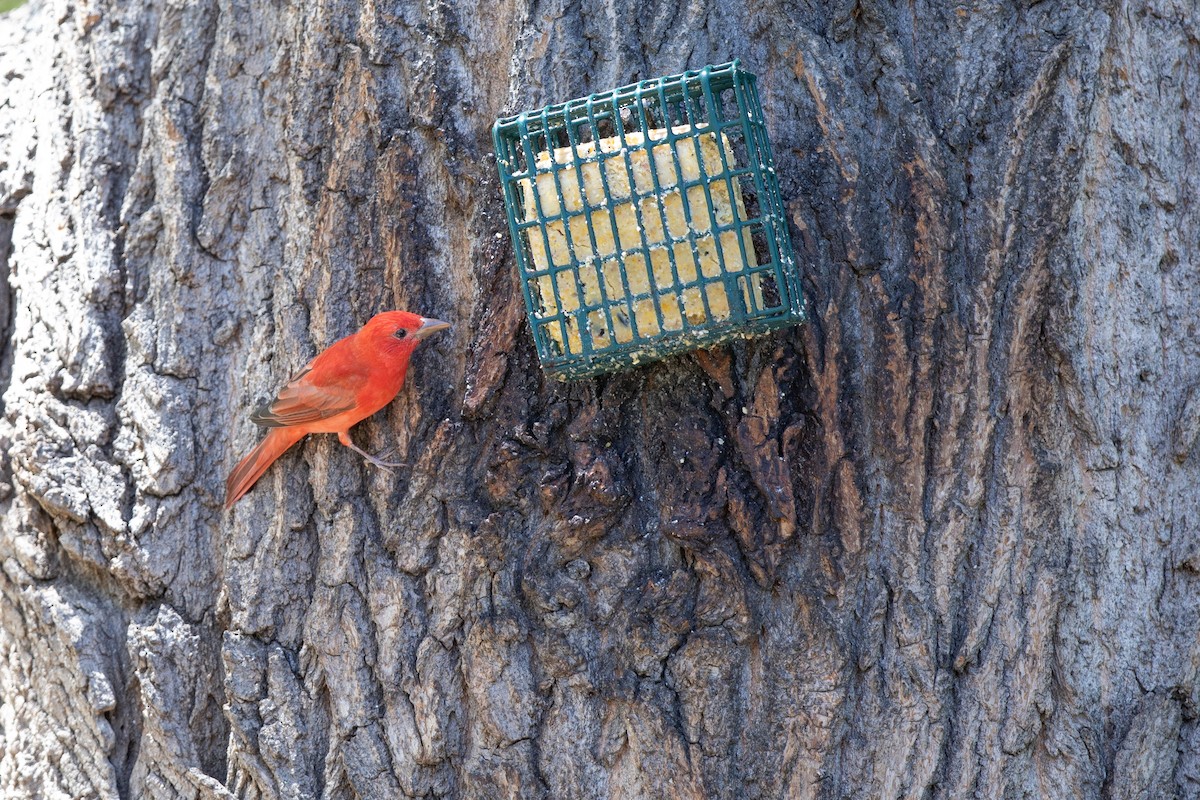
[393,329,408,339]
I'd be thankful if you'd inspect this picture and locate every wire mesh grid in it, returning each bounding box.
[493,60,804,380]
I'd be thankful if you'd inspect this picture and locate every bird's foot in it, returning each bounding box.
[342,439,408,472]
[365,452,408,472]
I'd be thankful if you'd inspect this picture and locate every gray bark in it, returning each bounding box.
[1,0,1198,798]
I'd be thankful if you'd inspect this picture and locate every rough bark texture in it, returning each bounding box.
[1,0,1198,798]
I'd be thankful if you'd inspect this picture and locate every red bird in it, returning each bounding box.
[225,311,450,508]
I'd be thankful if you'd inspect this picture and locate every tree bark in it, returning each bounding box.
[2,0,1198,798]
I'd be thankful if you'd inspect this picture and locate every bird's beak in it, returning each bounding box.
[412,317,451,340]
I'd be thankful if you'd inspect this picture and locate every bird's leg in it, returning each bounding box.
[337,432,407,471]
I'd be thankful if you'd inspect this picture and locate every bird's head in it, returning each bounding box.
[363,311,451,356]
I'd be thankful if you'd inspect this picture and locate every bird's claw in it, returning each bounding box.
[365,456,407,472]
[343,440,408,472]
[367,447,408,470]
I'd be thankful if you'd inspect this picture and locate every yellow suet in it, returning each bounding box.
[520,125,762,355]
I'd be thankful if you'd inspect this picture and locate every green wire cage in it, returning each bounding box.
[493,60,804,380]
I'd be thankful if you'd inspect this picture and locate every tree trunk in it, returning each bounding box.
[2,0,1197,797]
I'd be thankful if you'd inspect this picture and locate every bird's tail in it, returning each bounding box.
[224,428,306,508]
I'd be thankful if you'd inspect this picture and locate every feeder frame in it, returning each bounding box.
[493,60,804,380]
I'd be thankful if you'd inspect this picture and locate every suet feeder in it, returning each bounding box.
[493,60,804,380]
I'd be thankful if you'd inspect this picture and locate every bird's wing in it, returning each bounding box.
[249,361,358,428]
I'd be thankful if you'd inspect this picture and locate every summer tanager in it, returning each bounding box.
[224,311,450,508]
